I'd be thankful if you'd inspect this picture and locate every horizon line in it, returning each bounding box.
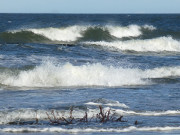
[0,12,180,14]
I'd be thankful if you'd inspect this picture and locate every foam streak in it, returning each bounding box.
[1,126,180,133]
[83,37,180,52]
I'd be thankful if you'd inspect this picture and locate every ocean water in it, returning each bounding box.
[0,14,180,135]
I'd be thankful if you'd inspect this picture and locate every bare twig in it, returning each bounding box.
[45,106,128,125]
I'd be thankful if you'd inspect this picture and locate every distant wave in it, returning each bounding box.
[85,101,129,108]
[1,61,180,88]
[85,98,129,108]
[27,26,86,42]
[106,24,155,38]
[0,24,156,43]
[83,37,180,52]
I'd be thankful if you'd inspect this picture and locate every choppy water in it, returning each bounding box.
[0,14,180,135]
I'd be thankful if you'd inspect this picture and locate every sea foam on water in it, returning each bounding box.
[1,61,180,88]
[1,126,180,133]
[83,37,180,52]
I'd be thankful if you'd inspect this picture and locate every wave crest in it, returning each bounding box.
[28,26,86,42]
[83,37,180,52]
[2,24,156,43]
[107,25,142,38]
[0,62,145,87]
[1,61,180,88]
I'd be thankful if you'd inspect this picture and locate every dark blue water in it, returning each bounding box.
[0,14,180,134]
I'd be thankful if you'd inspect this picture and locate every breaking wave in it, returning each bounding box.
[0,62,146,87]
[106,24,155,38]
[83,37,180,52]
[85,101,129,108]
[1,61,180,88]
[1,126,180,133]
[28,26,86,42]
[115,109,180,116]
[85,98,129,108]
[0,25,155,43]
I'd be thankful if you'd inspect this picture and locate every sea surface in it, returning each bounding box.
[0,14,180,135]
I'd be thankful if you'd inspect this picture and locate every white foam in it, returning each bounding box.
[10,25,87,42]
[0,109,87,124]
[115,109,180,116]
[106,25,142,38]
[28,26,87,42]
[85,101,129,108]
[143,24,156,30]
[83,37,180,52]
[88,107,180,117]
[0,62,146,87]
[8,24,156,42]
[1,126,180,133]
[1,62,180,88]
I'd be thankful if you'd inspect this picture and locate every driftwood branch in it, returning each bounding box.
[45,105,129,125]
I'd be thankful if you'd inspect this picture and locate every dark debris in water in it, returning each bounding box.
[7,106,140,126]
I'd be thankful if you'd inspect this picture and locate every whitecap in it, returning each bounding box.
[1,61,180,88]
[83,37,180,52]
